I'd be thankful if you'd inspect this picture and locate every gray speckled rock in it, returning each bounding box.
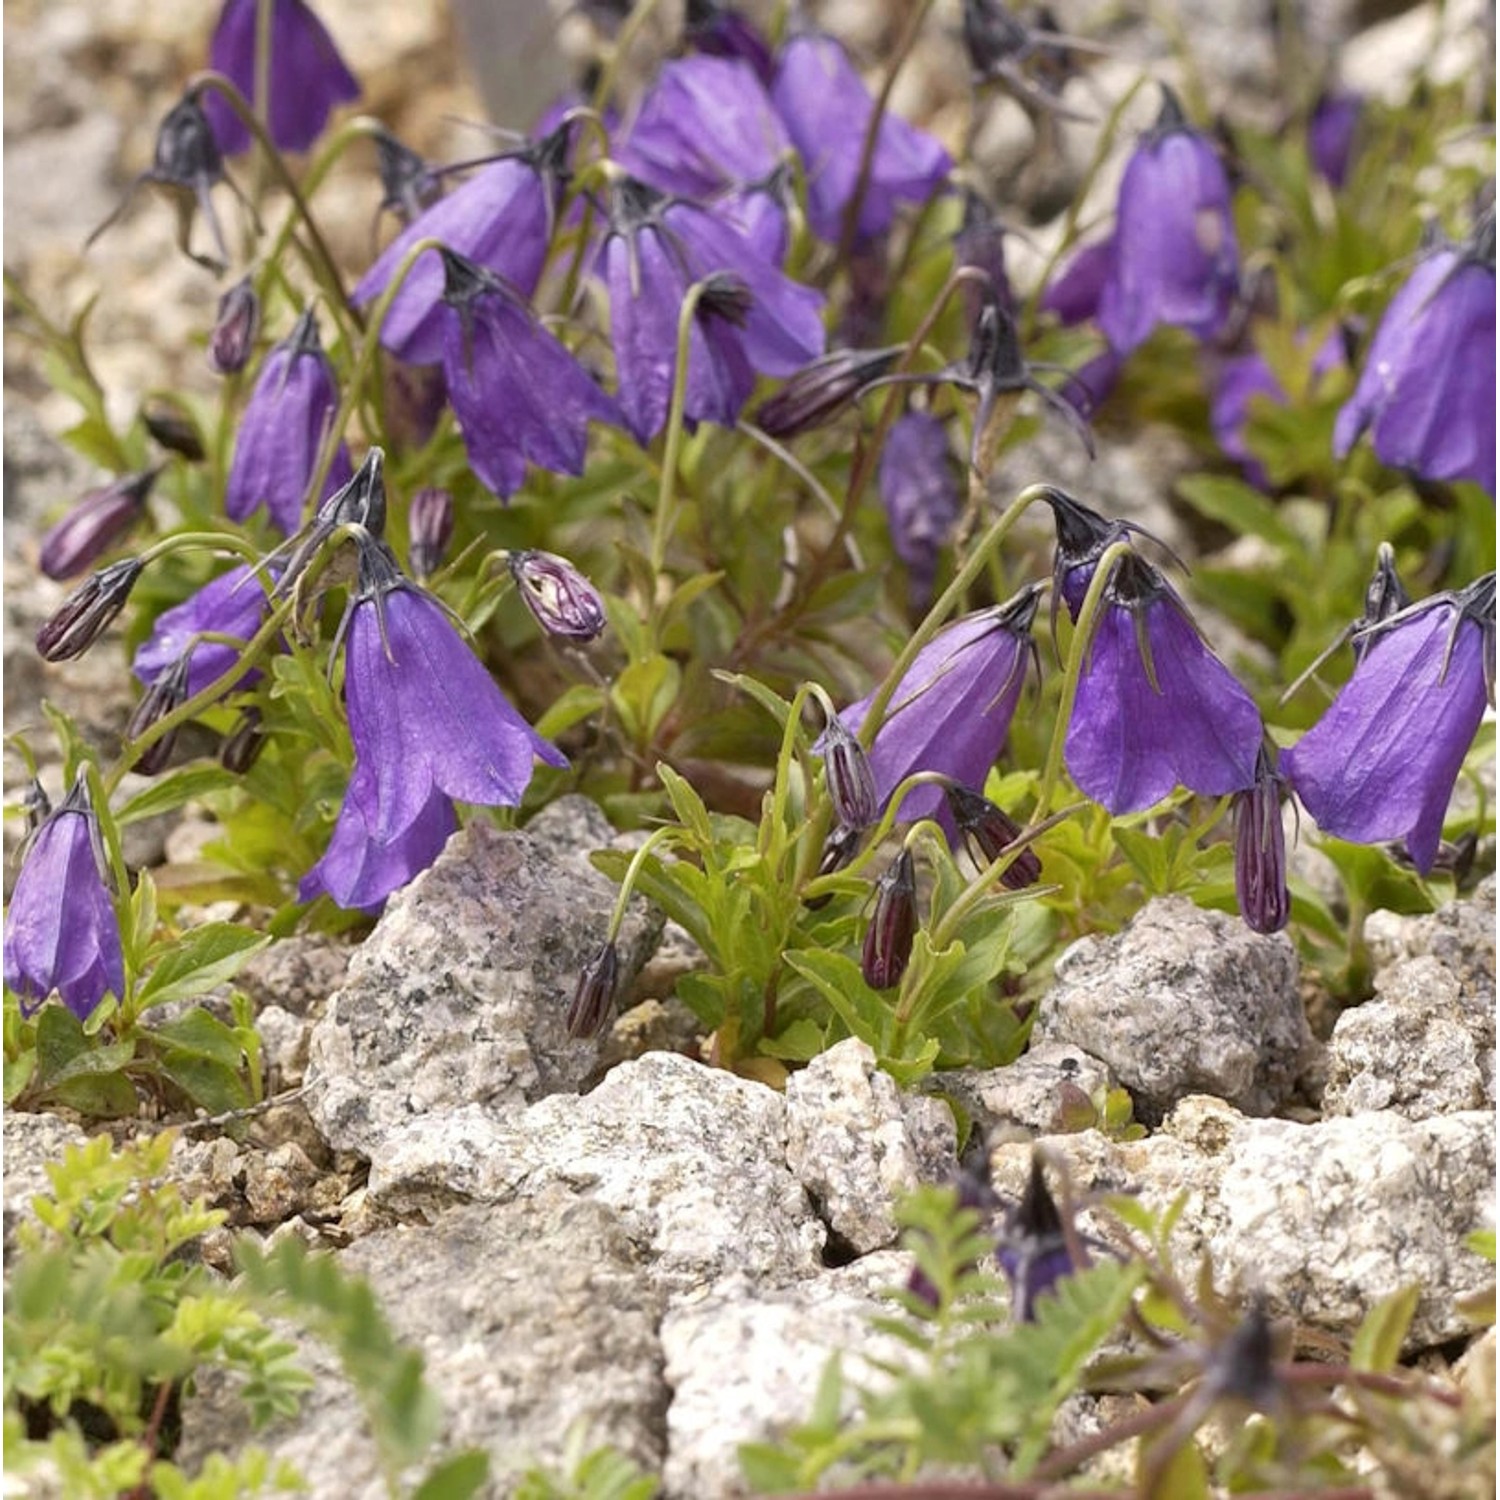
[1033,897,1315,1121]
[366,1052,827,1295]
[1363,880,1496,999]
[934,1043,1116,1143]
[307,798,662,1159]
[176,1190,668,1498]
[660,1253,911,1500]
[991,1097,1494,1351]
[3,1110,90,1262]
[785,1039,957,1254]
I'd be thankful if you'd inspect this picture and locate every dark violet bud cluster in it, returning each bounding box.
[996,1155,1080,1323]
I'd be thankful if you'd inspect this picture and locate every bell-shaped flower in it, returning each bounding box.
[770,29,951,244]
[601,177,825,442]
[1041,236,1113,327]
[225,309,353,533]
[1333,220,1495,495]
[837,584,1042,837]
[1097,87,1239,355]
[879,410,959,606]
[1060,546,1263,814]
[685,0,775,83]
[1283,575,1494,873]
[353,128,570,366]
[3,775,124,1021]
[300,538,567,910]
[438,249,622,499]
[133,562,280,699]
[203,0,359,155]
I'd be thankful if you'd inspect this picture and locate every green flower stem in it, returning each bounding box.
[137,532,264,568]
[591,0,669,113]
[835,0,941,269]
[856,482,1052,751]
[796,770,956,898]
[606,825,679,940]
[188,72,355,324]
[1032,538,1134,821]
[734,420,861,562]
[253,0,274,141]
[651,277,714,580]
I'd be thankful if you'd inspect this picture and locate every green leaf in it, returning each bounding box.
[35,1004,91,1085]
[611,654,681,745]
[1468,1228,1497,1264]
[1350,1283,1420,1373]
[50,1070,140,1117]
[157,1053,250,1115]
[144,1009,247,1070]
[134,926,272,1012]
[783,949,890,1052]
[116,766,239,827]
[533,684,607,740]
[5,1048,37,1103]
[410,1451,490,1500]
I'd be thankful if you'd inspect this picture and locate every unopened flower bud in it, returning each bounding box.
[408,487,454,579]
[38,470,159,581]
[220,706,267,775]
[36,558,144,661]
[820,715,878,829]
[755,346,902,439]
[125,652,191,776]
[1233,748,1289,935]
[208,277,261,375]
[509,550,606,641]
[862,849,918,990]
[944,782,1042,890]
[567,941,620,1038]
[142,403,205,461]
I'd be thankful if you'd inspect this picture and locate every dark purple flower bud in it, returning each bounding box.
[996,1155,1079,1322]
[125,653,191,776]
[879,410,960,606]
[837,585,1042,842]
[220,706,267,774]
[1097,86,1240,354]
[567,941,620,1039]
[954,188,1014,318]
[601,177,826,442]
[770,30,952,244]
[299,537,567,910]
[438,249,622,500]
[815,821,865,879]
[353,129,571,365]
[819,715,878,830]
[508,549,607,641]
[1284,573,1494,873]
[862,848,918,990]
[142,403,206,461]
[38,469,159,581]
[685,0,775,84]
[1064,550,1263,814]
[133,562,280,699]
[208,277,261,375]
[1040,237,1113,327]
[1308,90,1363,189]
[203,0,360,156]
[961,0,1090,117]
[225,309,353,534]
[372,126,443,226]
[1233,747,1290,935]
[755,345,903,438]
[407,487,454,579]
[1334,222,1495,495]
[1199,1299,1281,1409]
[3,774,124,1021]
[36,558,144,662]
[944,782,1042,890]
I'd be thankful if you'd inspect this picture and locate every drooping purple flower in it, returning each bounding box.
[1041,237,1113,327]
[438,249,622,500]
[837,584,1042,837]
[879,410,959,605]
[1283,575,1495,874]
[39,469,159,581]
[352,129,570,366]
[203,0,359,156]
[1063,550,1263,814]
[771,30,952,244]
[1097,88,1240,355]
[133,563,279,699]
[996,1155,1081,1323]
[225,310,353,534]
[300,538,567,910]
[1333,223,1495,495]
[906,1165,1000,1308]
[601,177,826,442]
[3,775,124,1022]
[685,0,775,84]
[1234,746,1290,935]
[1059,347,1124,421]
[1308,90,1363,189]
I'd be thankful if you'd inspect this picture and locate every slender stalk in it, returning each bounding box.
[651,278,713,578]
[606,825,679,939]
[590,0,669,114]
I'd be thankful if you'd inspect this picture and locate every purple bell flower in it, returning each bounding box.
[300,538,567,910]
[203,0,359,156]
[837,584,1042,838]
[438,249,622,500]
[770,30,952,244]
[1283,575,1495,874]
[225,309,353,534]
[601,177,825,442]
[1308,90,1362,189]
[685,0,775,84]
[133,562,279,699]
[1097,88,1240,355]
[879,410,959,606]
[352,129,570,366]
[1333,222,1495,496]
[1041,237,1113,327]
[3,775,124,1022]
[39,469,159,581]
